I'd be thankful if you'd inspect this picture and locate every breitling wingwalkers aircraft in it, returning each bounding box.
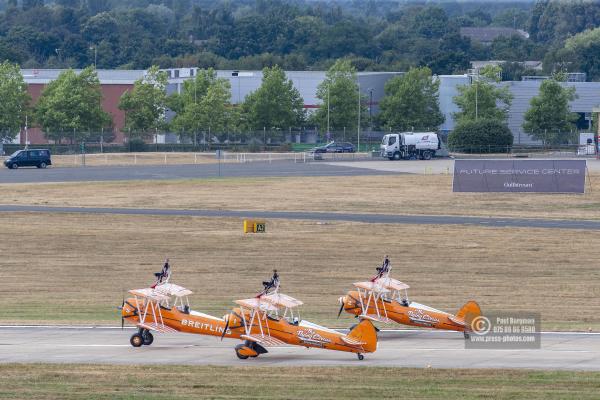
[120,269,378,360]
[337,260,482,338]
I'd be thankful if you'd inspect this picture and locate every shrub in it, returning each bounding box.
[448,119,513,153]
[127,137,147,152]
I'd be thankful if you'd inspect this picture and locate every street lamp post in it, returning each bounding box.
[474,71,479,120]
[357,82,361,152]
[24,115,28,149]
[326,85,330,141]
[368,88,374,137]
[232,70,240,104]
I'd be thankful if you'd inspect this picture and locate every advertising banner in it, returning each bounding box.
[453,159,587,193]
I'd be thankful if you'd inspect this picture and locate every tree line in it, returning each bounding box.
[0,59,580,147]
[1,1,600,80]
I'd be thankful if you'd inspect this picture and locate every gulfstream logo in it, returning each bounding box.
[504,182,533,188]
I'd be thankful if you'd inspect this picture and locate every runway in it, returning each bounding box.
[1,326,598,370]
[1,204,600,230]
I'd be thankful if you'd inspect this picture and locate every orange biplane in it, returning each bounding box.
[338,265,482,338]
[121,274,378,360]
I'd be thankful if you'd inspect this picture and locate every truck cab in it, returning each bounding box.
[381,132,440,160]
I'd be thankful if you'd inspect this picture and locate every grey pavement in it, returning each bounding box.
[0,161,397,184]
[1,204,600,230]
[0,327,598,370]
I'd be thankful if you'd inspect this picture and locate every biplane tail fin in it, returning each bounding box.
[456,300,482,327]
[348,319,378,353]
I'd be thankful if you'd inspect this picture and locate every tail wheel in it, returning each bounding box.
[130,333,144,347]
[357,353,364,361]
[142,330,154,346]
[235,344,249,360]
[463,332,470,340]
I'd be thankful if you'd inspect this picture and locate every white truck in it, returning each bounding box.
[380,132,441,160]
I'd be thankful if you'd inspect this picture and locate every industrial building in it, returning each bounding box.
[15,68,600,146]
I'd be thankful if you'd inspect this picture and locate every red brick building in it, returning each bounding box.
[20,69,146,145]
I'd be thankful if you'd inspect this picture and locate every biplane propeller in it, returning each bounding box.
[338,266,482,338]
[121,275,379,360]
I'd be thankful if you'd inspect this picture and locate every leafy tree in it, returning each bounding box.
[168,68,232,143]
[378,67,444,131]
[118,65,168,140]
[34,66,110,143]
[448,119,513,153]
[453,65,513,124]
[558,27,600,80]
[523,78,578,145]
[0,61,30,142]
[313,59,363,134]
[490,35,534,61]
[243,65,304,133]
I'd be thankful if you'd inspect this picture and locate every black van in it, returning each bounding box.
[3,149,52,169]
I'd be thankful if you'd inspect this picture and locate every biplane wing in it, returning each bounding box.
[154,283,193,297]
[353,281,390,294]
[128,288,170,302]
[359,314,393,323]
[261,292,304,308]
[137,322,179,333]
[235,298,280,312]
[240,334,287,347]
[376,277,410,291]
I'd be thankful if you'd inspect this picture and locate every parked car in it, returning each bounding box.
[3,149,52,169]
[313,142,356,154]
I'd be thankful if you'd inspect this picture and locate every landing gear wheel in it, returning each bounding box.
[235,344,249,360]
[142,330,154,345]
[130,333,143,347]
[463,332,470,340]
[357,353,364,361]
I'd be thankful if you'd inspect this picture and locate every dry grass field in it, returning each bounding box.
[1,174,599,220]
[1,364,599,399]
[1,212,598,330]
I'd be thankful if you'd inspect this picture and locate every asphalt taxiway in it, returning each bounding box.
[1,204,599,230]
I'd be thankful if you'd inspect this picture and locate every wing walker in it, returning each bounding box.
[121,267,378,360]
[337,257,482,338]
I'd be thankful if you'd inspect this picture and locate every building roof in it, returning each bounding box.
[20,69,146,85]
[460,27,529,43]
